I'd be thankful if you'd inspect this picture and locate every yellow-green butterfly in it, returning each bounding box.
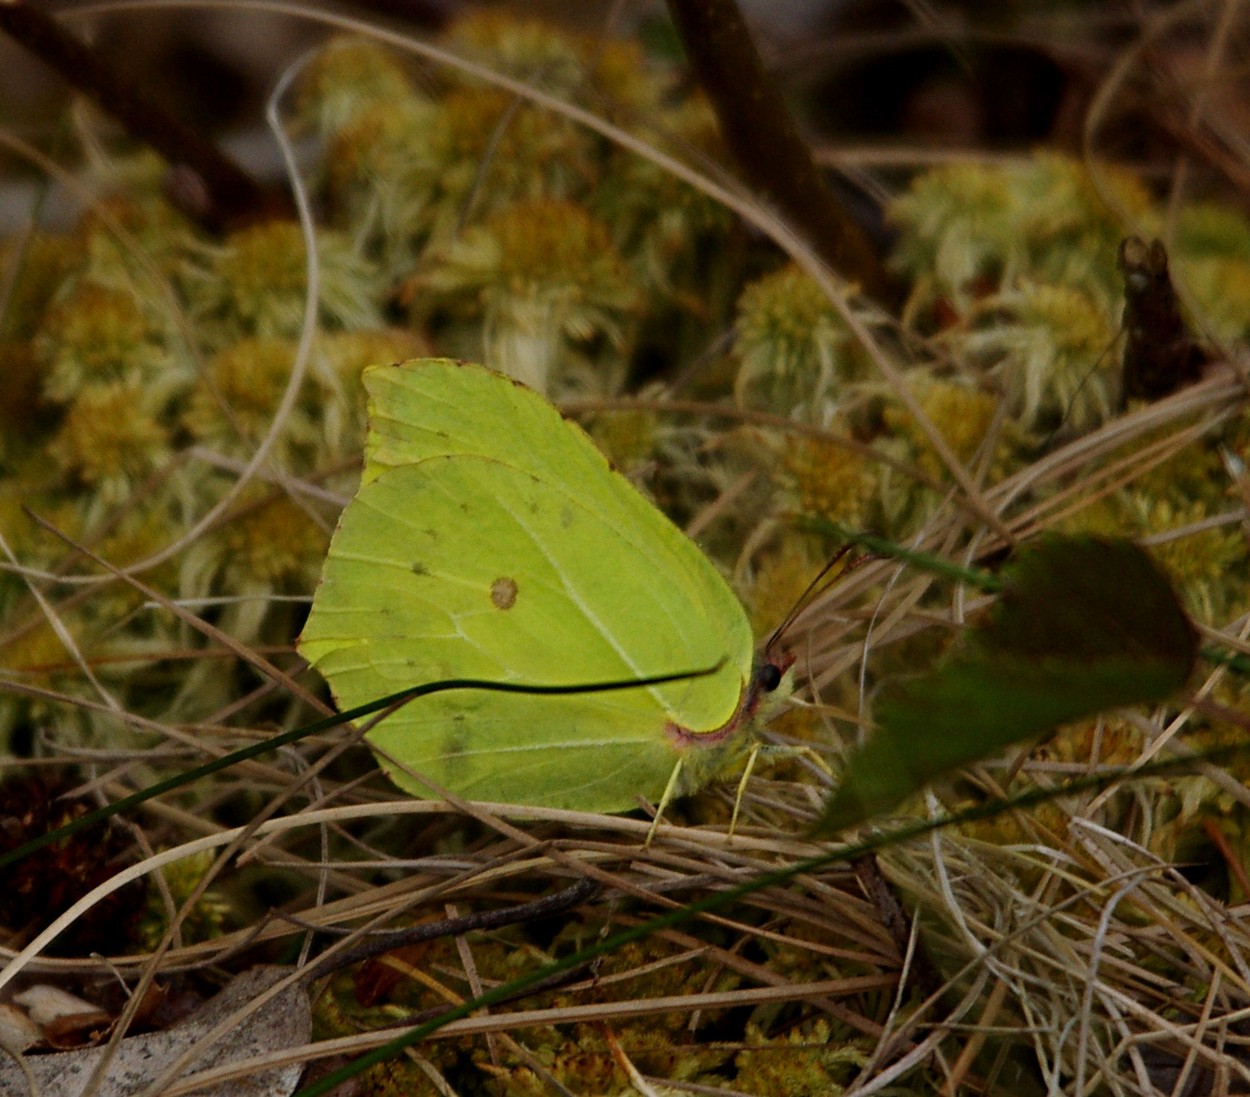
[299,359,788,815]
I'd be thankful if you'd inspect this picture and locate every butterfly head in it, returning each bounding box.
[746,646,795,723]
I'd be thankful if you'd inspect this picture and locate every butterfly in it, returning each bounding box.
[299,359,788,815]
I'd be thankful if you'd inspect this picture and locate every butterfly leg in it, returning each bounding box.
[727,744,761,840]
[727,742,833,837]
[644,758,686,846]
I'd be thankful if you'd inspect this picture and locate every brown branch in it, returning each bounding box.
[0,1,290,233]
[665,0,895,303]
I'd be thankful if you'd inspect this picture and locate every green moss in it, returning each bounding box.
[134,850,231,950]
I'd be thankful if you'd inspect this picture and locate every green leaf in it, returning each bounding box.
[815,536,1197,834]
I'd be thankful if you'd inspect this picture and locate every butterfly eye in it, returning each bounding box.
[756,662,783,693]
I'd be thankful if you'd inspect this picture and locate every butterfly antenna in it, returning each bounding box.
[764,539,875,654]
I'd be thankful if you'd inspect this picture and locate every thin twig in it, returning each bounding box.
[299,877,601,983]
